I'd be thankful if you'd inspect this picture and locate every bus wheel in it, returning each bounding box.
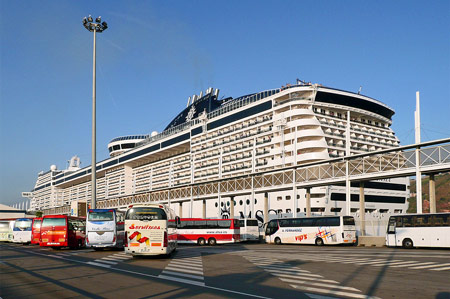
[274,237,282,245]
[208,238,217,246]
[402,238,414,249]
[315,238,324,246]
[198,238,206,246]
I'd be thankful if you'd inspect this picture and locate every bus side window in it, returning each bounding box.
[396,217,403,227]
[194,221,206,229]
[206,220,217,229]
[416,216,429,227]
[327,217,340,227]
[403,216,413,227]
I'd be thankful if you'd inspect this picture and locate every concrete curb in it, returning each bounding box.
[357,236,386,247]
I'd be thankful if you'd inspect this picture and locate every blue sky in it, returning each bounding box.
[1,1,449,206]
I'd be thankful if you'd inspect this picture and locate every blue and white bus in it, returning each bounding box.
[12,218,33,244]
[86,209,125,250]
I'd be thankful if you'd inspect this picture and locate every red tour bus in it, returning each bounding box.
[176,218,240,246]
[40,215,86,249]
[31,217,42,245]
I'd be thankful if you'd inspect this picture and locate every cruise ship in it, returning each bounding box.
[28,81,409,219]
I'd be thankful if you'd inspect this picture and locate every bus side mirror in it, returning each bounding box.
[176,217,181,228]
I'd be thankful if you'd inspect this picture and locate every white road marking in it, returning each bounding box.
[95,259,118,265]
[291,285,378,299]
[277,275,338,284]
[409,263,450,270]
[161,270,204,281]
[86,261,111,268]
[164,266,203,275]
[158,274,205,286]
[429,265,450,271]
[265,269,323,278]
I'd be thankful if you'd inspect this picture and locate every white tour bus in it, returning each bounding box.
[86,209,125,250]
[265,216,357,246]
[12,218,33,244]
[124,204,179,256]
[386,213,450,249]
[239,218,260,242]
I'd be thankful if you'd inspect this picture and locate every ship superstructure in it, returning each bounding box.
[28,82,409,217]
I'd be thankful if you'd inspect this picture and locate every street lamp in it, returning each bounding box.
[83,15,108,209]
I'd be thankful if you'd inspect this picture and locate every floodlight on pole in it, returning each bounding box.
[82,15,108,209]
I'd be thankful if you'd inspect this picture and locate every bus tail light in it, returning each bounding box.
[113,235,116,243]
[164,231,168,247]
[124,231,128,247]
[86,235,89,245]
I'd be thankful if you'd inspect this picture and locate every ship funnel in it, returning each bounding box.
[192,95,198,103]
[206,87,213,95]
[199,91,203,98]
[214,88,220,98]
[187,96,191,107]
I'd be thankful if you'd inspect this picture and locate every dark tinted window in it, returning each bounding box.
[180,220,194,229]
[218,220,232,228]
[279,219,291,227]
[415,215,430,227]
[315,218,327,226]
[42,218,66,227]
[403,216,413,227]
[301,219,314,227]
[239,220,244,227]
[207,220,218,228]
[125,207,167,221]
[194,221,207,228]
[432,215,448,226]
[233,219,240,228]
[246,220,259,226]
[327,217,340,226]
[343,216,355,226]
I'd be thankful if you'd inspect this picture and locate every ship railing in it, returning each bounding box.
[136,119,202,147]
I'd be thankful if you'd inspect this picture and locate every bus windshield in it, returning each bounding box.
[33,220,42,228]
[0,222,10,232]
[14,220,32,230]
[42,218,66,227]
[88,211,114,221]
[125,207,167,221]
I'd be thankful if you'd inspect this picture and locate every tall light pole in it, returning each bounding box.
[83,15,108,209]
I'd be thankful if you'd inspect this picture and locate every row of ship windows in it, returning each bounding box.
[319,121,395,140]
[192,126,273,153]
[192,114,273,145]
[313,108,389,128]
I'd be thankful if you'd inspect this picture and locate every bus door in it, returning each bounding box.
[386,217,397,246]
[264,220,279,243]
